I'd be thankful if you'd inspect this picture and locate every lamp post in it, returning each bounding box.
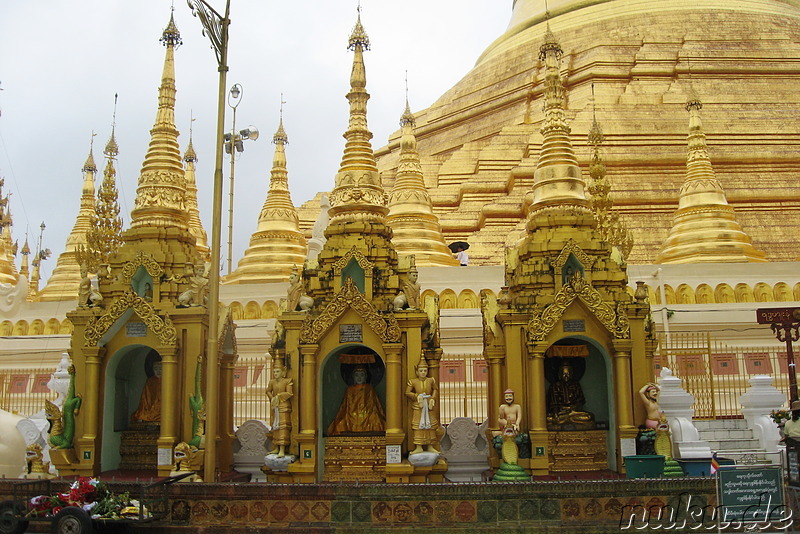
[224,83,258,275]
[187,0,230,483]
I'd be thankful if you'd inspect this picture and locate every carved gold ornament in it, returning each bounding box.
[527,271,630,342]
[84,290,177,346]
[552,239,593,274]
[332,246,374,275]
[300,278,401,343]
[121,251,164,281]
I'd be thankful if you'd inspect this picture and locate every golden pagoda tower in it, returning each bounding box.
[225,116,306,284]
[183,131,210,259]
[84,128,124,270]
[386,100,458,266]
[17,238,29,281]
[484,25,651,476]
[656,97,767,264]
[0,179,18,285]
[55,13,236,479]
[586,108,633,261]
[272,11,445,484]
[39,141,98,301]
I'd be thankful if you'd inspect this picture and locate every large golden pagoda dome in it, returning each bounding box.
[368,0,800,265]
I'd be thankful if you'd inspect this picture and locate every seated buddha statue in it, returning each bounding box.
[131,359,162,424]
[327,365,385,435]
[546,361,595,430]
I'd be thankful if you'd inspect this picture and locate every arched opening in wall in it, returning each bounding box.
[29,320,44,336]
[753,283,773,302]
[457,290,478,309]
[318,344,386,481]
[695,284,714,304]
[675,284,695,305]
[735,284,755,303]
[774,283,793,302]
[715,284,735,303]
[59,319,73,335]
[244,301,260,320]
[262,300,279,319]
[663,285,676,305]
[102,345,161,472]
[12,321,28,336]
[439,289,457,309]
[45,318,61,335]
[543,336,614,471]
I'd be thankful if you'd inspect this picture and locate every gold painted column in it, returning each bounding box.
[288,342,318,483]
[384,343,404,442]
[611,339,636,431]
[486,350,504,433]
[217,356,236,468]
[77,346,106,474]
[157,345,179,477]
[527,345,549,475]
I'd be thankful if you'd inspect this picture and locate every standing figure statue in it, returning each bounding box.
[498,389,522,464]
[405,358,440,454]
[265,360,294,458]
[639,383,662,429]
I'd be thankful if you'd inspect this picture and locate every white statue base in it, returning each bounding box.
[740,375,785,453]
[408,451,440,467]
[658,368,712,459]
[265,454,296,472]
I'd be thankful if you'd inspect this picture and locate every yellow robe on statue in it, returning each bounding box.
[327,384,385,435]
[131,376,161,423]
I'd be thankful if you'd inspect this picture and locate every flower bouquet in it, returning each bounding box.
[770,409,790,426]
[26,477,149,520]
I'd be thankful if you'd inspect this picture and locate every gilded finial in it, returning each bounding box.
[104,94,119,159]
[400,72,415,127]
[83,132,98,173]
[185,113,197,162]
[348,4,370,50]
[274,95,288,145]
[588,84,604,147]
[161,11,182,48]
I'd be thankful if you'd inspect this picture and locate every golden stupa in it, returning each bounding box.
[225,117,307,284]
[0,179,18,285]
[355,0,800,265]
[656,97,767,264]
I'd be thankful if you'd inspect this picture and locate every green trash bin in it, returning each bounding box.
[624,455,665,478]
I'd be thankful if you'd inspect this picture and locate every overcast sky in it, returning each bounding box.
[0,1,510,281]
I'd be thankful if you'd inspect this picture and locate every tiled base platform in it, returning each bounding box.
[0,478,716,532]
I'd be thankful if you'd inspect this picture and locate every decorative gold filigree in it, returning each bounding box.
[332,246,374,275]
[84,290,177,346]
[527,272,630,342]
[300,278,401,343]
[121,251,164,281]
[553,239,593,274]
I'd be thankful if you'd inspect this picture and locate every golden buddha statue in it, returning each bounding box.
[546,361,595,430]
[327,365,385,435]
[266,360,293,457]
[405,358,440,454]
[131,357,162,424]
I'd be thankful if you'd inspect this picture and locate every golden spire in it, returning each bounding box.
[586,99,633,260]
[18,237,30,279]
[527,25,590,225]
[656,97,766,263]
[226,111,306,284]
[84,127,124,269]
[0,178,18,285]
[387,96,458,266]
[184,117,210,259]
[40,133,100,300]
[129,12,189,232]
[327,9,388,226]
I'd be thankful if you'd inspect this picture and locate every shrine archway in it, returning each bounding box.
[100,344,161,472]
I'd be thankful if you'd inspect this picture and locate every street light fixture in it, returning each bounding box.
[223,83,258,275]
[187,0,231,483]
